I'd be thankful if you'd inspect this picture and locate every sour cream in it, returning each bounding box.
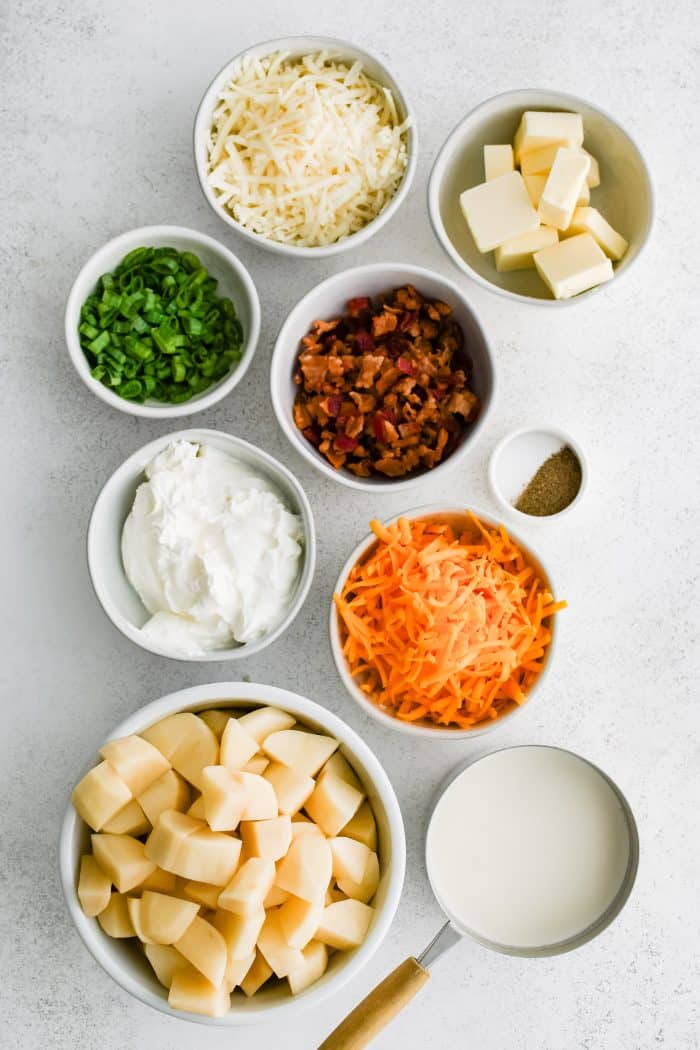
[121,440,304,656]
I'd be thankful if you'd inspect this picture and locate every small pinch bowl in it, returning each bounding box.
[87,428,315,661]
[193,36,417,257]
[428,88,654,305]
[65,226,260,417]
[488,425,589,524]
[270,262,496,493]
[330,504,559,738]
[59,681,406,1025]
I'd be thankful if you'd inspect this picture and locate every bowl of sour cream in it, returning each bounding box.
[87,429,315,660]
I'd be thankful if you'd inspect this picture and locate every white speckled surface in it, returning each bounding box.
[2,1,699,1047]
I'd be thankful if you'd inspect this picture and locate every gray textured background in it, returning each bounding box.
[2,1,699,1047]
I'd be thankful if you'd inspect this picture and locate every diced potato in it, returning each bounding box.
[257,909,305,978]
[181,880,225,910]
[237,706,295,744]
[329,837,372,884]
[220,717,259,772]
[240,815,292,861]
[97,893,135,937]
[133,866,178,894]
[92,833,156,894]
[218,857,276,916]
[326,885,348,904]
[72,761,132,831]
[126,896,156,943]
[290,817,324,839]
[264,762,314,815]
[278,895,324,950]
[337,851,380,904]
[138,770,191,826]
[187,794,206,820]
[173,915,228,987]
[200,765,247,831]
[144,810,202,871]
[305,774,364,837]
[144,943,188,988]
[168,965,230,1018]
[171,827,242,885]
[140,891,199,944]
[199,709,230,741]
[318,751,362,792]
[315,900,374,950]
[240,949,273,997]
[141,712,202,759]
[264,883,289,908]
[77,854,111,917]
[237,772,278,821]
[275,835,332,903]
[212,907,266,960]
[287,941,328,995]
[224,950,255,992]
[262,729,339,777]
[102,799,150,837]
[241,755,269,775]
[100,735,170,795]
[341,801,377,851]
[142,713,218,790]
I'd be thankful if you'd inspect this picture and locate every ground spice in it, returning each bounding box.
[515,446,582,516]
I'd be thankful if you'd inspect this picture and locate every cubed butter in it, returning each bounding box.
[538,148,591,230]
[577,182,590,206]
[523,174,547,207]
[533,232,614,299]
[495,226,559,272]
[562,207,628,261]
[483,144,514,181]
[514,111,583,162]
[520,141,575,175]
[582,149,600,188]
[459,171,539,253]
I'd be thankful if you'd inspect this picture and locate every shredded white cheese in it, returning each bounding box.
[206,50,410,247]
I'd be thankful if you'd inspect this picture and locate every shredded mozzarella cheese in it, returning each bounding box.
[206,50,410,247]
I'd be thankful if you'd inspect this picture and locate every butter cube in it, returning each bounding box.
[534,233,614,299]
[495,226,559,272]
[538,148,591,230]
[459,171,540,253]
[484,144,514,181]
[562,207,628,261]
[520,142,575,175]
[514,111,583,162]
[582,149,600,188]
[523,174,547,207]
[577,182,590,207]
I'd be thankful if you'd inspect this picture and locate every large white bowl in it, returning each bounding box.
[193,36,417,258]
[428,89,654,306]
[59,681,406,1025]
[65,226,260,417]
[87,428,315,661]
[330,504,559,738]
[270,263,496,492]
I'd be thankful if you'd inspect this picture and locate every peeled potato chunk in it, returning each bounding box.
[290,816,324,839]
[182,880,225,910]
[173,915,228,987]
[224,950,255,992]
[168,965,230,1018]
[172,827,242,885]
[329,837,372,885]
[240,815,292,861]
[77,854,111,917]
[200,765,247,832]
[275,835,332,903]
[340,800,377,851]
[305,773,364,837]
[220,717,259,772]
[237,772,278,821]
[187,794,206,821]
[72,761,132,831]
[212,907,266,960]
[144,810,202,871]
[264,883,289,908]
[240,949,273,997]
[316,899,373,950]
[140,891,199,944]
[141,712,202,760]
[241,755,269,775]
[319,751,363,791]
[218,857,275,916]
[134,866,177,894]
[257,908,305,978]
[144,943,188,989]
[92,833,156,894]
[237,706,295,744]
[126,896,156,944]
[97,893,135,938]
[199,709,230,741]
[138,770,191,826]
[287,940,329,995]
[337,851,380,905]
[100,734,171,795]
[262,729,339,778]
[264,762,315,816]
[142,713,218,790]
[278,895,324,950]
[102,799,150,837]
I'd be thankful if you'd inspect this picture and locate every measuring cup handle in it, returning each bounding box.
[318,956,430,1050]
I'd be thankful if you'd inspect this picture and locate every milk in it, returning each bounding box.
[426,747,632,949]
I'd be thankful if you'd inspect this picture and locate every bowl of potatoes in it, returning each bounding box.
[59,681,405,1025]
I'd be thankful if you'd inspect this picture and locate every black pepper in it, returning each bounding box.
[515,446,582,516]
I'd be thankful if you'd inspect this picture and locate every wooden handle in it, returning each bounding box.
[318,956,430,1050]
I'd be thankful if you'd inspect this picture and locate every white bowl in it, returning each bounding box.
[87,428,315,660]
[330,504,558,738]
[193,36,417,257]
[59,681,406,1025]
[428,89,654,305]
[488,426,589,524]
[270,263,496,492]
[65,226,261,417]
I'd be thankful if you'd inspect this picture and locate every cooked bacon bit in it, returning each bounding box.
[292,285,479,479]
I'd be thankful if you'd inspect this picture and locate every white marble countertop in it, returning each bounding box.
[3,1,698,1047]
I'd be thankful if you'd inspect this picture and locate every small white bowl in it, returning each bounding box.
[59,681,406,1025]
[428,89,654,305]
[65,226,261,417]
[87,428,315,660]
[488,426,589,524]
[193,36,417,257]
[270,263,496,492]
[330,504,558,738]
